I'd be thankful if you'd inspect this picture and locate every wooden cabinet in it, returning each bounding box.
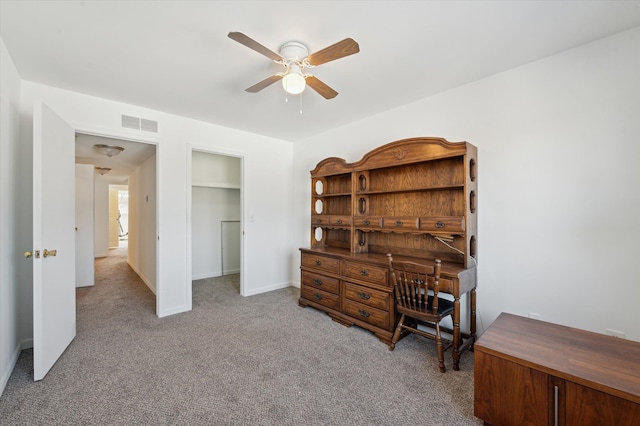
[300,137,478,366]
[474,313,640,425]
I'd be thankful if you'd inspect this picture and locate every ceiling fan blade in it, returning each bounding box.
[228,32,282,61]
[245,74,283,93]
[305,76,338,99]
[307,38,359,66]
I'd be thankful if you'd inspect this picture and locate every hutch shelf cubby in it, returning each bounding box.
[299,137,478,370]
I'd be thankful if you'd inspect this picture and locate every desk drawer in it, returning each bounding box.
[311,215,329,226]
[419,217,465,233]
[301,286,340,311]
[381,216,420,231]
[301,271,339,294]
[353,216,383,229]
[344,282,390,311]
[343,260,388,287]
[343,299,389,329]
[301,253,340,274]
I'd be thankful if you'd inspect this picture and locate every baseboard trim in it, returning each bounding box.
[244,281,294,297]
[127,261,156,295]
[192,272,220,280]
[1,341,23,397]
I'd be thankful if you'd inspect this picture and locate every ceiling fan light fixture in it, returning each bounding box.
[94,144,124,158]
[282,71,306,95]
[95,167,111,175]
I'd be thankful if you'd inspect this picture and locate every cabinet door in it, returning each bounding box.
[565,381,640,426]
[474,351,549,425]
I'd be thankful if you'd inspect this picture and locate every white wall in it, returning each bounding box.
[16,80,294,322]
[192,187,241,278]
[94,179,109,257]
[128,155,157,293]
[0,38,24,396]
[293,28,640,342]
[75,164,95,287]
[108,186,120,248]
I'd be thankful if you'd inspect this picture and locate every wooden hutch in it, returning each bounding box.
[299,137,477,370]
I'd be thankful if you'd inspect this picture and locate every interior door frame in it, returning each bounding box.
[186,144,245,308]
[72,124,160,315]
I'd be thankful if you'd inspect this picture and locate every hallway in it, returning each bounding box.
[77,245,156,323]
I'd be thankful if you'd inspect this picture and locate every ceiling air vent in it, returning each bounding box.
[121,115,140,130]
[141,118,158,133]
[121,115,159,133]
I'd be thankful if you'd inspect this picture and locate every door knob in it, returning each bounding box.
[43,249,57,258]
[24,251,32,258]
[24,250,41,258]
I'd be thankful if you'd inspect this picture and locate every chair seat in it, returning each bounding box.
[397,295,454,319]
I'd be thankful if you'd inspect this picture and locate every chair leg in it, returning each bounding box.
[435,322,446,373]
[390,314,405,351]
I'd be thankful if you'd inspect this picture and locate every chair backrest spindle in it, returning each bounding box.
[387,254,442,315]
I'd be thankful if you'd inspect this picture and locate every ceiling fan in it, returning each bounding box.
[228,32,360,99]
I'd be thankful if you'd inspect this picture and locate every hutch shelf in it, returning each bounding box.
[299,137,478,370]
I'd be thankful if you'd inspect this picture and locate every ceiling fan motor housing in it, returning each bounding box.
[279,41,309,62]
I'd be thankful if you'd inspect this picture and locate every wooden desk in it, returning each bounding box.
[299,247,477,370]
[474,312,640,425]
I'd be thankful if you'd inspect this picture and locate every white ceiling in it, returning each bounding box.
[2,1,640,143]
[75,133,156,184]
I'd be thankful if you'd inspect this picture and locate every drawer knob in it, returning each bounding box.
[363,219,370,225]
[358,292,371,300]
[315,259,321,265]
[312,279,323,286]
[360,269,368,276]
[336,219,342,224]
[395,220,403,226]
[313,293,323,301]
[435,221,445,229]
[358,309,370,318]
[316,218,321,223]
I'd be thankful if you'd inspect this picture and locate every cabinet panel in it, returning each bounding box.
[474,350,549,426]
[565,382,640,426]
[474,313,640,426]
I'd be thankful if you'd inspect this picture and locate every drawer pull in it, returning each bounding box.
[363,219,370,225]
[358,292,371,300]
[435,221,445,229]
[315,259,321,265]
[316,218,322,224]
[312,278,323,286]
[313,293,323,301]
[358,309,370,318]
[395,220,403,226]
[360,269,368,277]
[336,219,342,224]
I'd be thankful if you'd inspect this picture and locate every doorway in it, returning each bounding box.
[74,134,158,298]
[189,149,243,304]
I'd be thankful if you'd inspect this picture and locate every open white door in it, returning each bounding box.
[32,101,76,381]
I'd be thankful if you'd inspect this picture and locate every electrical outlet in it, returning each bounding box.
[605,329,625,339]
[528,313,541,320]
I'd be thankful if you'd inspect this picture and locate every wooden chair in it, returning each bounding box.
[387,254,454,372]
